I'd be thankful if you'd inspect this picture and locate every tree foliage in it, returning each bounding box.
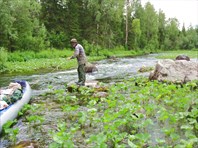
[0,0,48,51]
[0,0,197,51]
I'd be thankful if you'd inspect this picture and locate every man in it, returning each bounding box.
[68,38,87,86]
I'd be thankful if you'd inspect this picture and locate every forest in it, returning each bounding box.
[0,0,197,53]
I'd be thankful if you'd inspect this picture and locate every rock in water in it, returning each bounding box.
[85,62,98,73]
[67,80,99,92]
[175,55,190,61]
[149,59,198,83]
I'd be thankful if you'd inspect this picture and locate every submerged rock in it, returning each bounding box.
[10,141,38,148]
[67,80,99,92]
[85,62,98,73]
[92,91,108,98]
[138,65,154,73]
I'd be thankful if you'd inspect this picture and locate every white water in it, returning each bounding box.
[0,54,158,96]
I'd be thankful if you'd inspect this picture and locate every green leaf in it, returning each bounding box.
[128,139,137,148]
[181,125,193,130]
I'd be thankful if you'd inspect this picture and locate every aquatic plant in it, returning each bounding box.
[9,76,196,147]
[2,120,19,145]
[49,122,75,148]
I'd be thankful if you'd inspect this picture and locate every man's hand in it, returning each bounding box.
[67,57,71,60]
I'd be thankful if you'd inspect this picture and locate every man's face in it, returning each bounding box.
[71,42,77,48]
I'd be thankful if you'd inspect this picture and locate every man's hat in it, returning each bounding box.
[70,38,77,43]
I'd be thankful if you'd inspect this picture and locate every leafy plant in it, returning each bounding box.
[2,120,19,144]
[0,47,8,70]
[4,76,197,147]
[87,132,108,148]
[49,122,75,148]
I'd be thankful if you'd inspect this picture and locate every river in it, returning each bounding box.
[0,54,159,147]
[0,54,158,95]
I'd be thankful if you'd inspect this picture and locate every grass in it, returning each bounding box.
[156,50,198,59]
[0,49,197,75]
[0,48,146,74]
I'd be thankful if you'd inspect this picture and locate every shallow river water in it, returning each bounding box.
[0,54,158,95]
[0,54,160,147]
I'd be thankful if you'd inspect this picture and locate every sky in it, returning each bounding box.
[141,0,198,29]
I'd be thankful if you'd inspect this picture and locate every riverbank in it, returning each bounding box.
[0,49,147,75]
[0,49,197,75]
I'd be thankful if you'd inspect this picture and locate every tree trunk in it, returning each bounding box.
[125,0,129,48]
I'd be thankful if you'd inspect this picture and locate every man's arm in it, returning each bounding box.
[73,47,80,58]
[67,47,79,60]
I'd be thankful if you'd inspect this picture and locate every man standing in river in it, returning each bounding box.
[68,38,87,86]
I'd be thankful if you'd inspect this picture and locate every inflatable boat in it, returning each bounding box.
[0,81,31,133]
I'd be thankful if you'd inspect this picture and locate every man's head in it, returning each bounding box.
[70,38,78,48]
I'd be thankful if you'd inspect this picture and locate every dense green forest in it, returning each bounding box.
[0,0,197,52]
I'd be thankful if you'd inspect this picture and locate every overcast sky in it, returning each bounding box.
[141,0,198,29]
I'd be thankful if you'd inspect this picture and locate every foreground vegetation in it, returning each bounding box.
[3,77,198,147]
[49,78,197,147]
